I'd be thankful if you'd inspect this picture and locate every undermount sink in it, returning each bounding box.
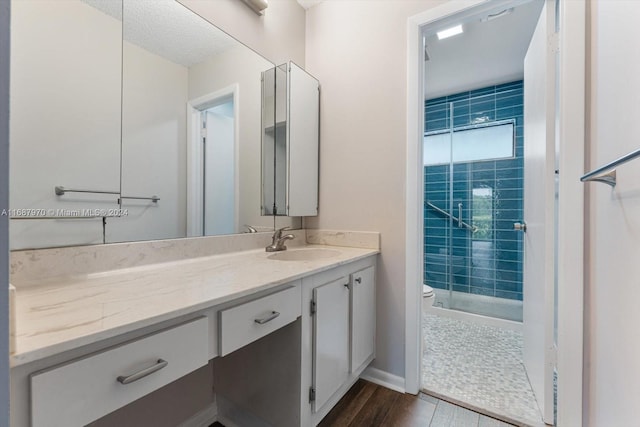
[267,248,341,261]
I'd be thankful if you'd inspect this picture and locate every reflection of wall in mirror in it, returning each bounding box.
[189,46,290,230]
[109,40,189,243]
[10,0,122,249]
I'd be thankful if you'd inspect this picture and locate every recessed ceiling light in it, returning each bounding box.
[437,25,463,40]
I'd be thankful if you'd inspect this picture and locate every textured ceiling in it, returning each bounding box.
[424,0,544,98]
[83,0,239,67]
[296,0,324,10]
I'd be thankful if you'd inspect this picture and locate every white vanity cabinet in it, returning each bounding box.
[312,276,350,412]
[304,256,377,425]
[11,251,377,427]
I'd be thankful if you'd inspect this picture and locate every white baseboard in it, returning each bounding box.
[178,402,218,427]
[360,366,405,393]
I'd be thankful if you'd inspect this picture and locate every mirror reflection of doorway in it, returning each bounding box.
[201,100,235,236]
[186,87,238,238]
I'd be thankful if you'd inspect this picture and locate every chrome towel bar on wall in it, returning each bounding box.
[580,147,640,187]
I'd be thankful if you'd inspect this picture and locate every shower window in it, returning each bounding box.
[423,121,515,166]
[472,186,493,241]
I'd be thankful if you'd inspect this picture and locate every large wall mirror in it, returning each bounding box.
[10,0,300,250]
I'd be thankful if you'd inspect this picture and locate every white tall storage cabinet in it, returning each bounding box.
[261,62,320,217]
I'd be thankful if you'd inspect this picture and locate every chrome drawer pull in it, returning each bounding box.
[355,277,362,284]
[117,359,168,385]
[254,311,280,324]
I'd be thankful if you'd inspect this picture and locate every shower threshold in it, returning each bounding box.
[433,288,523,322]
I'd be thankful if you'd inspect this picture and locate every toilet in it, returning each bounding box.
[423,284,435,309]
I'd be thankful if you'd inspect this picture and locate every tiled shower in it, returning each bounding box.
[423,80,524,319]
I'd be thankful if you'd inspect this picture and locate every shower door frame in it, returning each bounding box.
[404,1,585,426]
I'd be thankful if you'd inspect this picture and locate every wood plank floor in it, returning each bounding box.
[318,380,515,427]
[210,380,515,427]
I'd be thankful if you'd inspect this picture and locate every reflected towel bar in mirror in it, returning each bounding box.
[55,186,119,196]
[118,196,160,203]
[55,186,160,203]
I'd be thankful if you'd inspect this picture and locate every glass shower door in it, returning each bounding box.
[424,91,524,321]
[423,105,453,309]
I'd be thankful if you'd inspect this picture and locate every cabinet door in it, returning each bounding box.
[313,277,349,412]
[351,266,376,372]
[287,62,319,216]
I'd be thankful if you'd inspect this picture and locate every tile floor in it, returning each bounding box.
[422,312,543,426]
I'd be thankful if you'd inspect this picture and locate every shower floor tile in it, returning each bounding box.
[422,312,543,426]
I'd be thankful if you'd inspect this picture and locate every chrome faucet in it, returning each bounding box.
[266,227,295,252]
[244,225,258,233]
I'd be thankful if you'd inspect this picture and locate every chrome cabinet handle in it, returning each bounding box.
[117,359,168,385]
[458,203,463,228]
[254,311,280,324]
[355,277,362,284]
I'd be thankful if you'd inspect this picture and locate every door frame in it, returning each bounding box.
[186,85,240,237]
[404,1,585,426]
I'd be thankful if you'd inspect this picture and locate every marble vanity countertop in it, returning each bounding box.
[11,245,378,367]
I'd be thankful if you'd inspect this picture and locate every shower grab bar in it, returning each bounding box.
[425,201,477,232]
[580,147,640,187]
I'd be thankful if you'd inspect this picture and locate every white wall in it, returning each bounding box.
[9,0,122,249]
[305,0,445,379]
[585,1,640,424]
[110,41,189,243]
[178,0,305,66]
[0,0,10,424]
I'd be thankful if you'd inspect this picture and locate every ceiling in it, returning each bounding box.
[83,0,239,67]
[296,0,324,10]
[423,0,544,99]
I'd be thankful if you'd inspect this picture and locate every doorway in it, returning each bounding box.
[202,100,235,235]
[186,85,239,237]
[406,1,585,426]
[418,1,554,425]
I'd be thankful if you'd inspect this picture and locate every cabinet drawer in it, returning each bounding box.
[219,286,301,356]
[30,317,209,427]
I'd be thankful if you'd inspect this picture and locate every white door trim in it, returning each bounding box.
[405,2,585,426]
[186,84,240,237]
[555,1,585,426]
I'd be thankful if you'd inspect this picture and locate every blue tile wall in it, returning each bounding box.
[424,81,524,301]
